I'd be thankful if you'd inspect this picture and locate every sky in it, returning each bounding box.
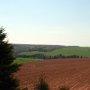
[0,0,90,46]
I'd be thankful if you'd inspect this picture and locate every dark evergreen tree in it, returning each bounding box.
[0,27,19,90]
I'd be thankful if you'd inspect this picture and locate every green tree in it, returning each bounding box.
[0,27,19,90]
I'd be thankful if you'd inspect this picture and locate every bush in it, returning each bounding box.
[22,87,28,90]
[34,74,49,90]
[59,86,70,90]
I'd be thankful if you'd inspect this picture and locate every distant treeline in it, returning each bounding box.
[17,54,83,59]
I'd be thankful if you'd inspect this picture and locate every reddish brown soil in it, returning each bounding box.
[15,58,90,90]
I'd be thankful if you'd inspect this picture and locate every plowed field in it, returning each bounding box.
[15,58,90,90]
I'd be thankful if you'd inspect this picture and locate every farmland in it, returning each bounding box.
[49,47,90,57]
[15,58,90,90]
[18,47,90,58]
[13,45,90,64]
[16,47,90,61]
[14,44,90,90]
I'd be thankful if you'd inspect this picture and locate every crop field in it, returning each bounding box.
[15,58,90,90]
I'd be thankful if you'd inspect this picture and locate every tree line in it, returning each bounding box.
[18,53,83,59]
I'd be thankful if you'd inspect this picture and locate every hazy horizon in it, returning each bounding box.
[0,0,90,46]
[12,43,90,47]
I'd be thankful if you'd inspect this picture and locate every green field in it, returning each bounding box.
[18,47,90,57]
[19,51,46,56]
[14,58,42,64]
[15,47,90,64]
[49,47,90,57]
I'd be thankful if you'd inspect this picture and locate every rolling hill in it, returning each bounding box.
[13,44,90,64]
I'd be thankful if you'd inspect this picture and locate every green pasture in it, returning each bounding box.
[19,51,45,56]
[18,47,90,57]
[14,58,42,64]
[50,47,90,57]
[15,47,90,64]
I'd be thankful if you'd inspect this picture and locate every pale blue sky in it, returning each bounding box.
[0,0,90,46]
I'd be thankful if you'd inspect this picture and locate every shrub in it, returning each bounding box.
[22,87,28,90]
[34,74,49,90]
[59,86,70,90]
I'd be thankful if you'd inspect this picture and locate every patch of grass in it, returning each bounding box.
[49,47,90,57]
[14,58,42,64]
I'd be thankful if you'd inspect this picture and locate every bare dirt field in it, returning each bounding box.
[15,58,90,90]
